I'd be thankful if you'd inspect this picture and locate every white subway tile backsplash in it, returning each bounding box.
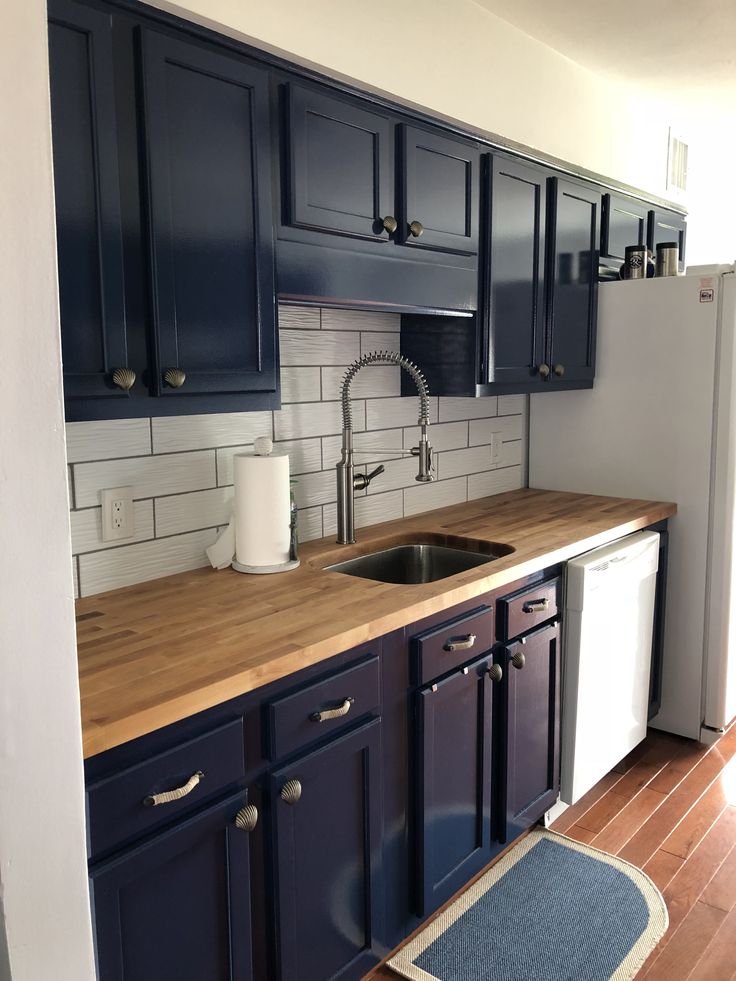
[280,329,359,367]
[70,501,154,554]
[151,411,272,453]
[66,419,151,463]
[438,397,499,422]
[67,305,528,597]
[320,365,400,402]
[365,396,439,431]
[278,306,320,330]
[74,451,216,508]
[79,528,218,596]
[281,366,321,403]
[403,476,467,517]
[155,487,234,538]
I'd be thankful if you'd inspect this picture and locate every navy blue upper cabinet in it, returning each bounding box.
[270,719,383,981]
[546,178,601,386]
[485,156,548,388]
[648,208,687,270]
[498,621,561,843]
[601,193,649,262]
[48,0,129,402]
[283,84,394,241]
[139,30,277,399]
[416,656,494,916]
[401,125,480,256]
[90,791,254,981]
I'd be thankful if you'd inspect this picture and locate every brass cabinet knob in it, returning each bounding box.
[280,778,302,806]
[553,364,566,377]
[408,220,424,238]
[488,663,503,683]
[382,215,398,234]
[234,803,258,833]
[112,367,136,391]
[163,367,186,388]
[511,651,526,670]
[538,363,550,379]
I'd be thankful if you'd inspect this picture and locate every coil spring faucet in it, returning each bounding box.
[336,351,433,544]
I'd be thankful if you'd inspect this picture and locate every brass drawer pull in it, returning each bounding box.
[234,803,258,833]
[163,367,186,388]
[443,633,476,652]
[310,697,354,723]
[511,651,526,670]
[488,663,503,683]
[143,770,204,807]
[523,598,550,614]
[538,363,550,379]
[408,220,424,238]
[280,778,302,806]
[112,367,136,391]
[382,215,398,234]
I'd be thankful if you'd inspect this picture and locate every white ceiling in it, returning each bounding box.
[473,0,736,106]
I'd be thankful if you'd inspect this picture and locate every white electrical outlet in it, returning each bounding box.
[490,433,502,465]
[100,486,135,542]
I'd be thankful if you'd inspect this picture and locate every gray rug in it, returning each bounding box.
[388,829,668,981]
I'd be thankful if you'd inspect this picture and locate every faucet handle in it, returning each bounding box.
[353,464,385,491]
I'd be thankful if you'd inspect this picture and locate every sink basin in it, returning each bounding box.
[325,539,513,585]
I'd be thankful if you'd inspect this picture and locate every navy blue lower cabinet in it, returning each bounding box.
[415,655,495,917]
[497,621,561,844]
[270,718,383,981]
[89,791,254,981]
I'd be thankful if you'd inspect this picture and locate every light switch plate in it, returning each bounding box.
[490,433,502,465]
[100,486,135,541]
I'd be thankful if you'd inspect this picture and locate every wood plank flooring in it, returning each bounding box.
[368,720,736,980]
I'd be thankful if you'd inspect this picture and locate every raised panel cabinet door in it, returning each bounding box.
[546,178,602,385]
[648,209,687,269]
[284,84,395,241]
[498,622,560,843]
[271,718,383,981]
[139,30,277,397]
[416,656,493,917]
[601,193,649,261]
[90,792,254,981]
[401,125,480,255]
[48,0,129,401]
[485,156,548,387]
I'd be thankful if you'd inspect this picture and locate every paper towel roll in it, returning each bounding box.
[233,451,291,568]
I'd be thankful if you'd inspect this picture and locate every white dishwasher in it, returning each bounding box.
[561,531,660,805]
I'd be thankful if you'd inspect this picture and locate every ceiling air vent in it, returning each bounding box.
[667,129,688,192]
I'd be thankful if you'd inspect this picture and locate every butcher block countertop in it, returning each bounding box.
[76,488,676,758]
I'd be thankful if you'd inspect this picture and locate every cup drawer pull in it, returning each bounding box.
[443,633,477,652]
[310,697,354,722]
[523,598,549,614]
[143,770,204,808]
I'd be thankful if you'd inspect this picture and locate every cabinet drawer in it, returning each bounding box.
[266,655,380,761]
[499,578,560,641]
[86,718,245,859]
[412,606,494,685]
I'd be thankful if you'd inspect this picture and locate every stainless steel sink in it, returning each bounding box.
[325,541,512,585]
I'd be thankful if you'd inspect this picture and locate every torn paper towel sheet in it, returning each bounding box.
[206,515,235,569]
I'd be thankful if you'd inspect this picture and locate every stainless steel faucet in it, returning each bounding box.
[336,351,433,544]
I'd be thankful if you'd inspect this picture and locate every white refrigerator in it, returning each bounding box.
[529,264,736,742]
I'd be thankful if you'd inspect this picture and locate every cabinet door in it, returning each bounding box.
[601,193,649,261]
[485,156,547,387]
[648,209,687,269]
[90,792,254,981]
[499,622,561,843]
[139,30,277,397]
[546,178,601,385]
[401,125,480,255]
[48,0,129,402]
[416,656,494,916]
[284,84,395,242]
[271,718,383,981]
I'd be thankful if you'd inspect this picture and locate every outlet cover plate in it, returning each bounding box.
[100,486,135,542]
[490,433,502,465]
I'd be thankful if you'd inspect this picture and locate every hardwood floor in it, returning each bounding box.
[369,720,736,980]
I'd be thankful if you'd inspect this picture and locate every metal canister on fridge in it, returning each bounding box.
[622,245,649,279]
[655,242,679,277]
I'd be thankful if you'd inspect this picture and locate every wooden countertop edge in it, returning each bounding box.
[80,499,675,758]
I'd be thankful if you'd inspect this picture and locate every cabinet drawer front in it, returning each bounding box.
[87,718,245,859]
[267,654,380,760]
[499,579,560,641]
[412,606,493,684]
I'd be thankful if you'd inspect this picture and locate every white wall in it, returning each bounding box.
[0,2,95,978]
